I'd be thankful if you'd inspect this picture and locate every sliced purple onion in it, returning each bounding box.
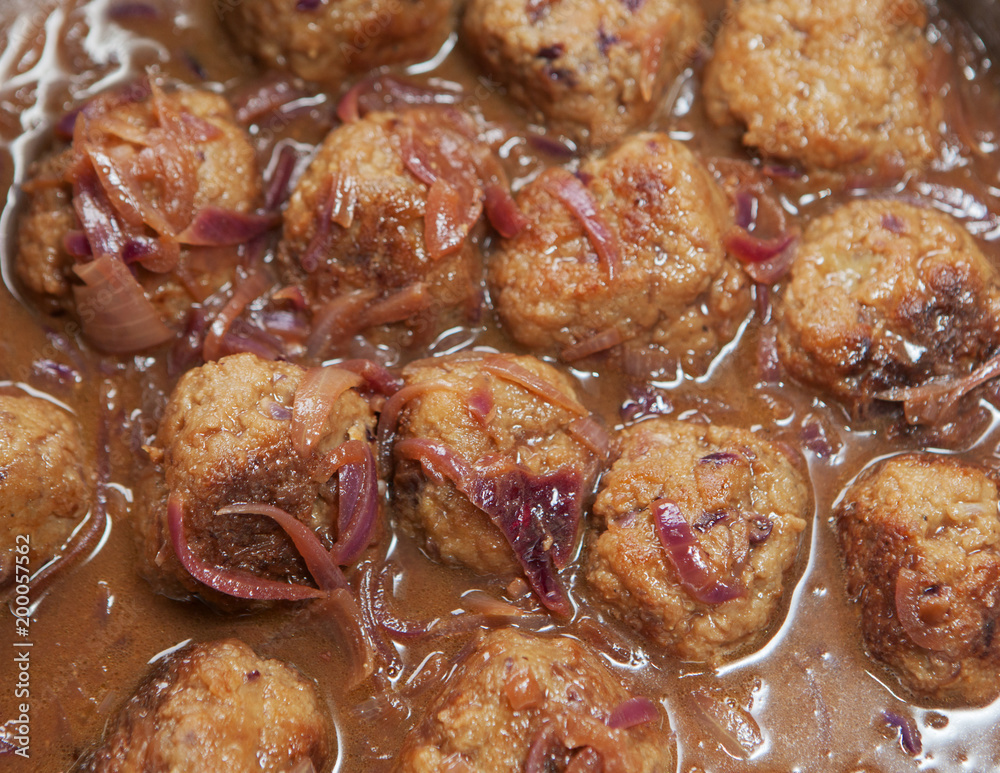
[292,366,364,458]
[540,168,620,280]
[320,441,379,566]
[607,697,659,730]
[882,710,922,756]
[175,207,278,246]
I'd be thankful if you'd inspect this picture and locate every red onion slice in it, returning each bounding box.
[202,270,272,362]
[305,289,377,360]
[561,327,624,362]
[292,366,364,458]
[72,256,174,353]
[652,498,745,605]
[894,568,972,654]
[175,207,278,246]
[361,283,432,328]
[724,227,798,285]
[217,503,349,592]
[607,697,659,730]
[882,710,922,756]
[540,168,620,280]
[375,380,455,469]
[876,351,1000,425]
[482,356,588,416]
[321,441,379,566]
[167,494,325,601]
[690,687,764,760]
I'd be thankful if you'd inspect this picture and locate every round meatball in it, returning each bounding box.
[16,82,261,351]
[396,628,674,773]
[836,453,1000,706]
[222,0,456,85]
[278,109,488,356]
[462,0,702,148]
[774,200,1000,414]
[489,133,752,378]
[74,639,330,772]
[139,353,378,609]
[0,394,91,592]
[585,418,809,664]
[391,352,603,613]
[703,0,941,173]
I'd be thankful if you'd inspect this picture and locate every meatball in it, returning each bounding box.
[703,0,941,173]
[396,628,674,773]
[586,418,809,663]
[390,352,603,613]
[221,0,455,86]
[16,82,261,352]
[462,0,702,148]
[489,133,752,378]
[278,108,488,356]
[74,639,330,772]
[139,353,378,609]
[836,453,1000,706]
[774,200,1000,415]
[0,394,91,592]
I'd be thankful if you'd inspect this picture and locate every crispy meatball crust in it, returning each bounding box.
[74,639,330,772]
[278,109,483,351]
[16,85,260,327]
[222,0,456,85]
[392,352,600,578]
[462,0,702,148]
[490,133,752,378]
[586,418,809,664]
[0,395,91,591]
[395,628,674,773]
[774,200,1000,411]
[139,353,377,609]
[703,0,941,173]
[836,453,1000,706]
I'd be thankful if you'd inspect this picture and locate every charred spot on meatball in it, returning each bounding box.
[585,418,809,664]
[395,628,674,773]
[462,0,702,148]
[703,0,942,174]
[489,133,752,378]
[73,639,330,772]
[774,200,1000,423]
[138,353,379,611]
[836,453,1000,706]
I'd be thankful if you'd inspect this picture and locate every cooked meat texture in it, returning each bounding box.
[392,352,600,578]
[0,395,91,591]
[703,0,941,173]
[395,628,674,773]
[837,453,1000,706]
[462,0,701,148]
[74,639,329,772]
[139,353,377,609]
[586,418,809,664]
[774,200,1000,412]
[278,109,484,352]
[489,133,751,378]
[223,0,455,85]
[15,85,260,327]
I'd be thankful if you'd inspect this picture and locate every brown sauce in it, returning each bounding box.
[1,1,1000,771]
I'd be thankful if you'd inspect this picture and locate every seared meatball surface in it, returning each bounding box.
[774,200,1000,415]
[391,352,602,612]
[704,0,941,173]
[463,0,701,148]
[836,453,1000,706]
[16,83,260,349]
[0,394,91,591]
[395,628,674,773]
[74,639,330,772]
[140,353,377,609]
[586,418,809,664]
[279,108,488,355]
[222,0,455,85]
[490,133,751,378]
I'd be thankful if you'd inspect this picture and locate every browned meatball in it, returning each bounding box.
[278,108,489,356]
[836,453,1000,706]
[774,200,1000,416]
[586,418,809,664]
[74,639,330,772]
[0,394,91,592]
[396,628,674,773]
[703,0,941,173]
[221,0,456,85]
[139,353,377,609]
[16,82,261,352]
[489,133,752,378]
[390,352,603,613]
[462,0,702,148]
